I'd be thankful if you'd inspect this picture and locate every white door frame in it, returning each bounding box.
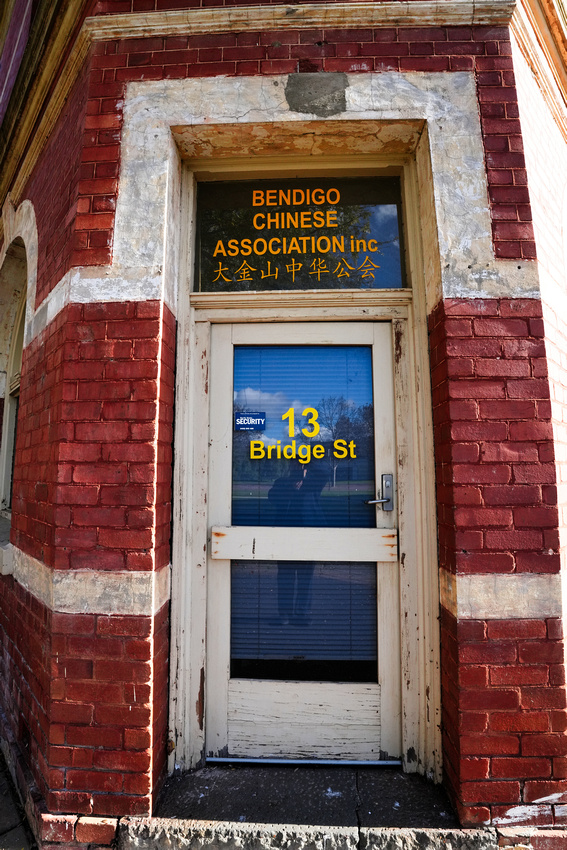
[169,162,441,780]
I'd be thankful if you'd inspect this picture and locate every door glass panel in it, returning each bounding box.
[196,177,404,291]
[232,345,375,528]
[231,560,377,682]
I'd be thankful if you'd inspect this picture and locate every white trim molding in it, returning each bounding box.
[440,567,563,620]
[84,1,517,43]
[114,72,538,318]
[10,546,171,616]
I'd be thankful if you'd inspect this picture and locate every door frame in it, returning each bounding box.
[169,157,441,779]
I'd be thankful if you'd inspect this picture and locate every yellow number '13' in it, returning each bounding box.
[282,406,320,438]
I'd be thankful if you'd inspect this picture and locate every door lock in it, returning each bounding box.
[365,474,394,511]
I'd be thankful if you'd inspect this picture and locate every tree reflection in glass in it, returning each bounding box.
[232,345,376,528]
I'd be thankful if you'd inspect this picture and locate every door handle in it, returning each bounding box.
[364,474,394,511]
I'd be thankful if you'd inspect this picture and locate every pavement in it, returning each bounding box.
[155,764,459,828]
[0,750,35,850]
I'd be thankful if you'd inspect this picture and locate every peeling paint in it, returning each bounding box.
[394,324,403,367]
[196,667,205,731]
[11,546,171,615]
[440,569,563,620]
[492,803,554,826]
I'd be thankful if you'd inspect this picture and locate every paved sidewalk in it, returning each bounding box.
[0,751,35,850]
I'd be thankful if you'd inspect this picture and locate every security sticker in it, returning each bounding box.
[234,412,266,431]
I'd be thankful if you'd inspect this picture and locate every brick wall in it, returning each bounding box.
[46,610,154,815]
[0,577,51,790]
[23,60,91,309]
[0,576,161,819]
[4,3,565,833]
[11,301,174,573]
[3,300,174,816]
[430,297,567,825]
[11,307,68,565]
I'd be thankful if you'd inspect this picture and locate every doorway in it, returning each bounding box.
[169,158,441,777]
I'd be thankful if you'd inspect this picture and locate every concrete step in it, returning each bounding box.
[117,820,499,850]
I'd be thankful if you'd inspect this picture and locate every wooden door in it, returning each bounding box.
[205,322,401,762]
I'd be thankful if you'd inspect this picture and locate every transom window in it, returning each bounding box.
[196,177,405,292]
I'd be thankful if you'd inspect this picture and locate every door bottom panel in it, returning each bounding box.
[225,679,385,761]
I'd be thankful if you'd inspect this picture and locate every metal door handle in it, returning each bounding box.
[364,474,394,511]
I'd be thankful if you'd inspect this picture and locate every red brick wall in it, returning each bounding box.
[430,297,567,826]
[48,610,154,816]
[4,300,174,815]
[0,577,51,791]
[0,576,162,818]
[429,298,558,579]
[23,60,91,309]
[7,4,561,829]
[11,307,68,564]
[73,58,123,270]
[457,614,566,827]
[11,301,175,573]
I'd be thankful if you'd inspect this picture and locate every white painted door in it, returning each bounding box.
[206,322,401,762]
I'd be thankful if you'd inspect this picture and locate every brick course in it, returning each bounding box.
[429,298,558,580]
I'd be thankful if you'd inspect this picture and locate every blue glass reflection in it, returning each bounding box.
[231,560,377,682]
[232,346,375,528]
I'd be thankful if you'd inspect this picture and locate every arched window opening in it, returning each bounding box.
[0,240,27,518]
